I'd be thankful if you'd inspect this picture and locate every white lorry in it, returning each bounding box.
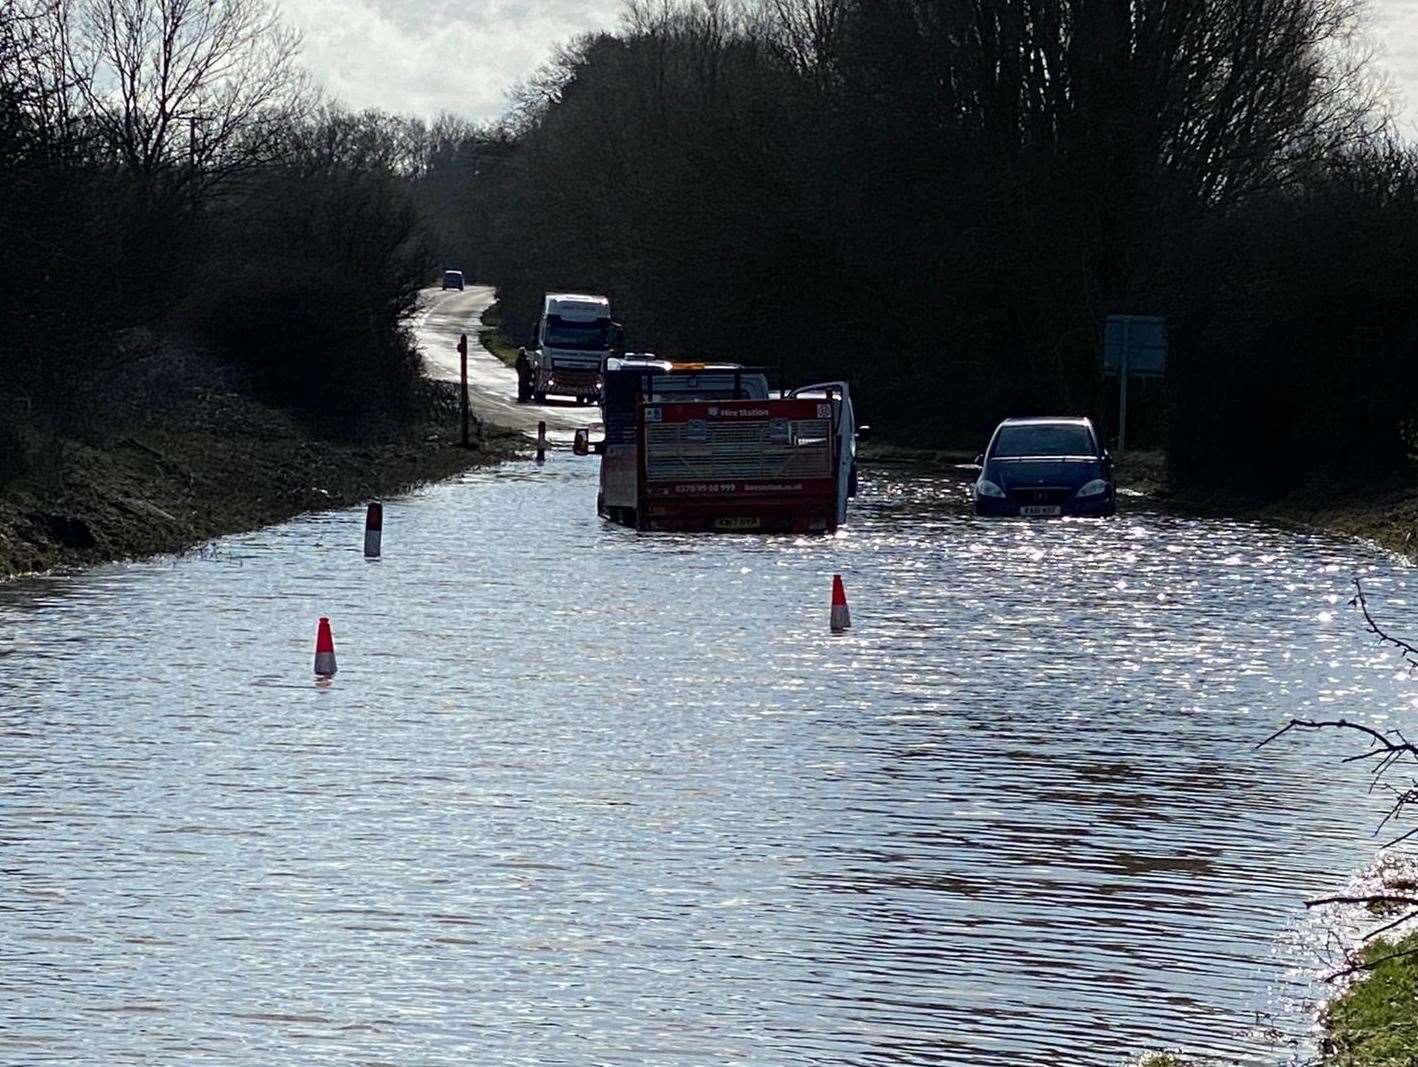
[527,293,620,404]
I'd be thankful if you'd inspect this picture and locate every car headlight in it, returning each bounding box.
[976,479,1006,498]
[1076,479,1109,498]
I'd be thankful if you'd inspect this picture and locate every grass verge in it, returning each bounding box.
[1321,930,1418,1065]
[479,328,521,369]
[478,300,522,369]
[0,345,522,580]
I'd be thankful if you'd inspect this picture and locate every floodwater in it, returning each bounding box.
[2,461,1414,1066]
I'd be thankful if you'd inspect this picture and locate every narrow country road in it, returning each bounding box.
[414,284,599,437]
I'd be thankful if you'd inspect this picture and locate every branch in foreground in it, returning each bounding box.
[1352,578,1418,669]
[1257,718,1418,763]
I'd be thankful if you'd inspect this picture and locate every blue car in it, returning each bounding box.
[974,417,1115,517]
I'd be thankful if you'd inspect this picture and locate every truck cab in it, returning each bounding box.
[529,293,619,404]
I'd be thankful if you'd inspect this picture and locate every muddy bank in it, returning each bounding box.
[0,347,522,580]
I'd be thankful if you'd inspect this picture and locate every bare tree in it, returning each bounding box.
[762,0,846,89]
[1,0,73,161]
[64,0,308,187]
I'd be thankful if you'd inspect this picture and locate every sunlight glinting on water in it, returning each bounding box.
[1,460,1413,1065]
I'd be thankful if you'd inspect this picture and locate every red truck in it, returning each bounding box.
[575,358,859,533]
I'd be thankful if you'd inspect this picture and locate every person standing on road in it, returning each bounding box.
[515,348,532,403]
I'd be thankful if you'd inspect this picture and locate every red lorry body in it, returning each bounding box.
[634,398,840,533]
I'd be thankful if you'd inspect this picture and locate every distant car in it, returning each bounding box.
[974,416,1115,517]
[441,270,465,291]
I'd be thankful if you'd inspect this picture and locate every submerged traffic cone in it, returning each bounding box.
[364,502,383,558]
[314,617,337,677]
[830,574,851,634]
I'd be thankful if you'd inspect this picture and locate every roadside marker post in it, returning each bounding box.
[364,502,382,558]
[457,333,470,448]
[537,420,547,463]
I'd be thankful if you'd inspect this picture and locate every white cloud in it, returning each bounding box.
[280,0,1418,134]
[1369,0,1418,136]
[279,0,622,121]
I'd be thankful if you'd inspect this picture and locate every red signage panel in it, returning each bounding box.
[647,398,829,424]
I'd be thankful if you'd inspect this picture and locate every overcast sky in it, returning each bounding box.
[1375,0,1418,135]
[284,0,1418,135]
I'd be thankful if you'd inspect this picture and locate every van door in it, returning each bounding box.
[789,382,855,524]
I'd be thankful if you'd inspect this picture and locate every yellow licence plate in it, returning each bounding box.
[714,517,762,530]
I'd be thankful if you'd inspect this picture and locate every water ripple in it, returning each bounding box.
[0,462,1411,1064]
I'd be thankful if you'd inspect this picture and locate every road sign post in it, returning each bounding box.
[1103,315,1166,453]
[1118,317,1130,451]
[457,333,470,448]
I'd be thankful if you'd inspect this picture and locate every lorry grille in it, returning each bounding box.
[644,419,832,481]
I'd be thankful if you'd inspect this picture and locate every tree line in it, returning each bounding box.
[434,0,1418,498]
[6,0,1417,499]
[0,0,465,463]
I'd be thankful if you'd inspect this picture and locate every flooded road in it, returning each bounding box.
[2,461,1414,1065]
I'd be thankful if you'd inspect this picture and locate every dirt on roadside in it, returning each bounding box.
[0,344,523,580]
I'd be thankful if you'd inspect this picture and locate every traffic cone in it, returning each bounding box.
[364,502,382,558]
[314,617,337,677]
[830,574,851,633]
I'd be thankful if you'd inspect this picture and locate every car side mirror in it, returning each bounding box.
[573,429,589,457]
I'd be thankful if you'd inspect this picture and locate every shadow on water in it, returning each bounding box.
[0,459,1412,1064]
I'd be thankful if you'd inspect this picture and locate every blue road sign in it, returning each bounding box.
[1103,315,1167,377]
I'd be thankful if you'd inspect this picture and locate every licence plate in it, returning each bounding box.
[1020,505,1061,517]
[714,517,761,530]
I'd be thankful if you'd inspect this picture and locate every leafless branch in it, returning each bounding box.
[1352,578,1418,669]
[59,0,310,190]
[1261,581,1418,978]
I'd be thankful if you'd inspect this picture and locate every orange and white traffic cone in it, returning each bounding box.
[830,574,851,634]
[314,617,337,677]
[364,502,382,559]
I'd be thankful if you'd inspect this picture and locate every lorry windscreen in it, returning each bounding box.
[544,315,610,350]
[649,375,769,402]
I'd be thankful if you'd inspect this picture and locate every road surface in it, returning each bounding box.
[414,284,599,438]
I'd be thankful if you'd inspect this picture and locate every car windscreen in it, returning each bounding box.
[991,423,1095,458]
[544,314,610,351]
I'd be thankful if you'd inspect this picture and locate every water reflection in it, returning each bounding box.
[0,460,1411,1065]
